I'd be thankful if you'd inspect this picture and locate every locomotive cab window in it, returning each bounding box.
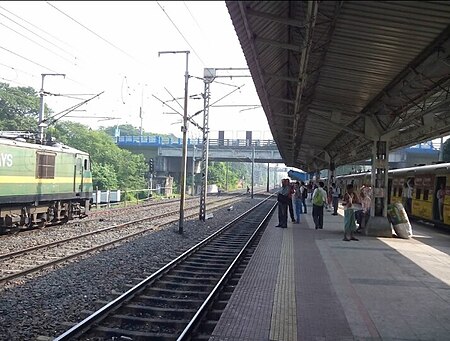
[36,152,56,179]
[84,158,89,170]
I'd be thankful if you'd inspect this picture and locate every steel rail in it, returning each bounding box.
[0,195,251,284]
[53,196,275,340]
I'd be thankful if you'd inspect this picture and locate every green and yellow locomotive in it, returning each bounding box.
[0,132,92,232]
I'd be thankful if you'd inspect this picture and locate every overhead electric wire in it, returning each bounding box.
[189,84,246,120]
[156,1,206,67]
[0,62,37,78]
[0,5,77,54]
[0,45,59,73]
[43,91,104,126]
[183,2,203,32]
[164,87,184,112]
[0,21,76,65]
[0,77,30,87]
[0,5,109,91]
[43,91,88,101]
[46,1,142,65]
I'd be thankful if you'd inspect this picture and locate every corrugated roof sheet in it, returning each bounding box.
[226,1,450,172]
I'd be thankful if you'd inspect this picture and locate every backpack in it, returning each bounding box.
[312,189,324,206]
[302,186,308,199]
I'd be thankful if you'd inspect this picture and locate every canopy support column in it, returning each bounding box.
[365,140,392,237]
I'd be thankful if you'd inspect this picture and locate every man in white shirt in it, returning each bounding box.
[330,183,340,216]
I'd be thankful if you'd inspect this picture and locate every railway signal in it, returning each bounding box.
[149,158,154,174]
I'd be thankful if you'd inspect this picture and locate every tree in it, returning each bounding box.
[50,121,147,190]
[99,124,177,140]
[91,163,119,189]
[0,82,43,131]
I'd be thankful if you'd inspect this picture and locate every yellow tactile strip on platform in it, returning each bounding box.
[269,227,297,341]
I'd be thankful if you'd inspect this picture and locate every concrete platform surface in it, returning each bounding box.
[210,201,450,341]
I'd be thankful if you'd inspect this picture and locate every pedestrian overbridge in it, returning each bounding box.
[226,1,450,172]
[116,136,283,163]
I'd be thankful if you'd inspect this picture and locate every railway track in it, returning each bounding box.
[53,197,276,340]
[0,194,254,285]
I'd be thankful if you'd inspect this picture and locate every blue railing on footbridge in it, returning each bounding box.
[116,136,278,148]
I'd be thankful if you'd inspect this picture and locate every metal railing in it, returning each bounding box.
[116,136,277,148]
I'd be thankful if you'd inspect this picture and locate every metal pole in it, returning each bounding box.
[226,162,229,191]
[251,145,255,199]
[199,68,214,221]
[192,145,196,195]
[38,75,45,142]
[179,52,190,234]
[266,163,270,192]
[139,107,143,137]
[38,73,65,143]
[158,50,190,234]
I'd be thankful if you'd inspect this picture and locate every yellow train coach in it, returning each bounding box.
[335,163,450,227]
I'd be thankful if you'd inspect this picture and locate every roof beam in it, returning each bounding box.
[264,72,302,83]
[292,1,319,161]
[255,36,301,53]
[273,112,294,119]
[308,110,370,140]
[270,96,295,105]
[246,8,306,28]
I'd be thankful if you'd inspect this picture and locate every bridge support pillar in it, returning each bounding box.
[365,140,392,237]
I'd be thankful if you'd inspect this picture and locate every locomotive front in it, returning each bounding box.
[0,135,92,232]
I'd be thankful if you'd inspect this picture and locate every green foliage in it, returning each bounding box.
[50,121,147,190]
[0,83,262,194]
[208,162,226,188]
[207,161,256,190]
[100,124,141,136]
[99,124,177,140]
[91,163,118,189]
[0,82,42,131]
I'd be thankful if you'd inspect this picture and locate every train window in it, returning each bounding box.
[36,153,55,179]
[415,188,421,200]
[84,159,89,170]
[423,189,429,201]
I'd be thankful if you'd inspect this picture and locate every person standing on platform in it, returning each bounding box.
[300,181,308,213]
[437,183,445,221]
[406,179,414,216]
[276,179,290,228]
[293,181,302,223]
[287,181,296,223]
[356,189,371,233]
[312,181,327,229]
[402,181,409,212]
[342,183,360,241]
[330,182,340,216]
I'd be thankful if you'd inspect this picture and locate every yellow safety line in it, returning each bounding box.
[269,227,297,341]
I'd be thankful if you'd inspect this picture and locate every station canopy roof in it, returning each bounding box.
[226,1,450,172]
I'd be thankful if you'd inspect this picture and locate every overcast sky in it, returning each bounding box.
[0,1,272,140]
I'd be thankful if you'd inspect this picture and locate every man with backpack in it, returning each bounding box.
[312,181,327,229]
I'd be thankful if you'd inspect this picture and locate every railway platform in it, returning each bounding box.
[209,201,450,341]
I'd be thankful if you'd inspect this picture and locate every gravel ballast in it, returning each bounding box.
[0,197,266,340]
